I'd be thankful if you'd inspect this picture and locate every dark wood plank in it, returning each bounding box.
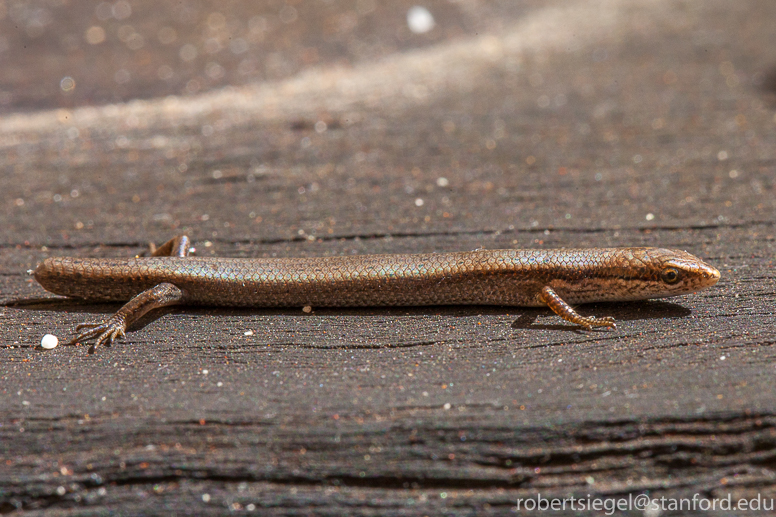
[3,0,776,514]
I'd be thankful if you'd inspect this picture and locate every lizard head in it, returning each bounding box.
[651,248,719,295]
[622,248,721,299]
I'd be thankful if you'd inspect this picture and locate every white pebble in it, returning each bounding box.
[41,334,59,349]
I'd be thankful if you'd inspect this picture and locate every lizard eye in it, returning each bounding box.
[661,267,680,284]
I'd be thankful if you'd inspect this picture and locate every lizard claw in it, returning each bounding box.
[582,316,617,330]
[71,317,128,352]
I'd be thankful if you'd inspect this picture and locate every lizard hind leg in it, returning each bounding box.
[70,282,185,352]
[149,235,192,257]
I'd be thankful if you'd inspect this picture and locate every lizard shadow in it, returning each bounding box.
[8,298,692,337]
[509,300,692,330]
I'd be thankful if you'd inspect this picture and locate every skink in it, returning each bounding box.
[33,235,720,350]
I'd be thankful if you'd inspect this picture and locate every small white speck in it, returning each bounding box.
[407,6,435,34]
[645,213,655,221]
[414,198,424,207]
[202,369,209,375]
[216,382,223,387]
[436,177,449,187]
[720,355,726,360]
[443,403,451,410]
[729,169,739,178]
[717,150,728,161]
[244,330,254,336]
[41,334,59,349]
[202,493,211,502]
[60,77,75,92]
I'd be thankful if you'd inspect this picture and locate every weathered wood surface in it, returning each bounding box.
[2,1,776,515]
